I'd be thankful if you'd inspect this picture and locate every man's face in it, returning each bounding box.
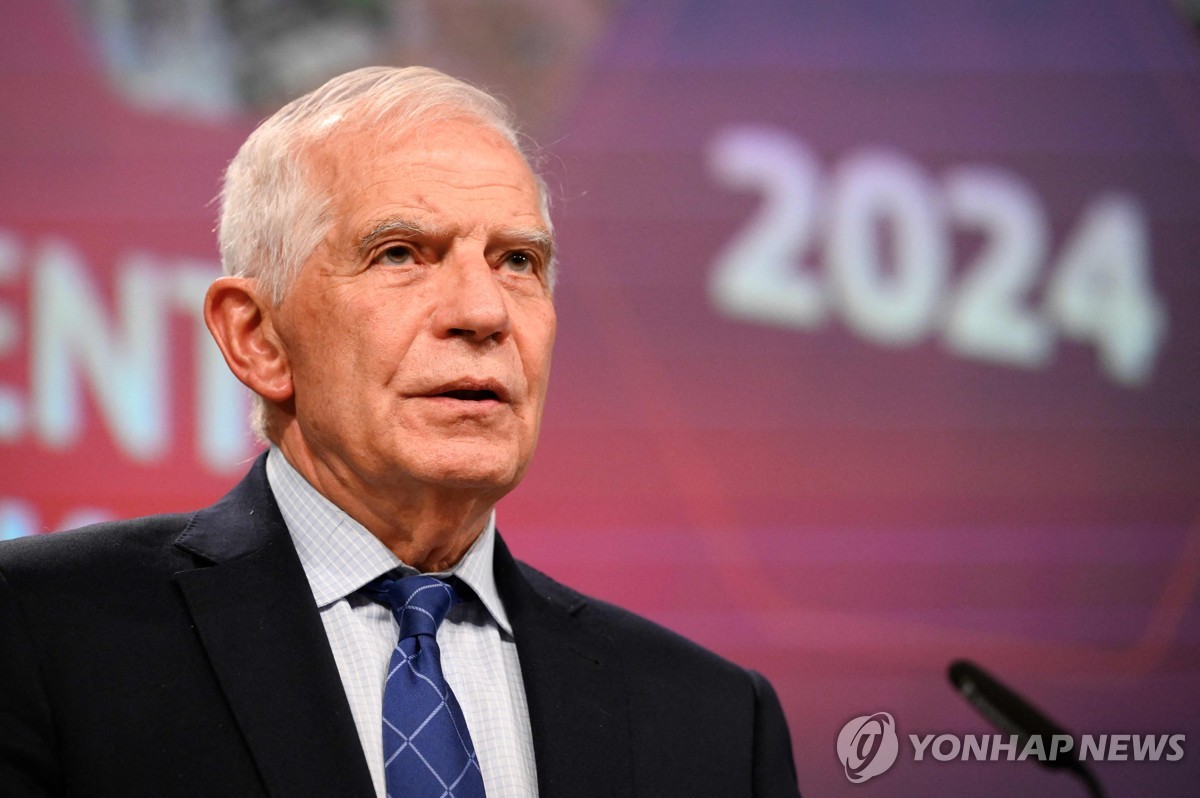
[270,115,556,501]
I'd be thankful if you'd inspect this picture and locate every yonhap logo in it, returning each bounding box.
[837,712,899,783]
[834,708,1186,787]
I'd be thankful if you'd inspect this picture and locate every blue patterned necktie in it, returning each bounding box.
[361,574,487,798]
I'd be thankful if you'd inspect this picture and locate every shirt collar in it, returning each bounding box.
[265,446,512,634]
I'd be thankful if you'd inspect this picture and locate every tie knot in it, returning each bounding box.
[361,574,459,639]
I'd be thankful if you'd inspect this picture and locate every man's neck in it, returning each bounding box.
[272,441,501,572]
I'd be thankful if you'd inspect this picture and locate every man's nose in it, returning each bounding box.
[431,254,511,343]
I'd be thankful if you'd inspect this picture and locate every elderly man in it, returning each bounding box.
[0,67,800,798]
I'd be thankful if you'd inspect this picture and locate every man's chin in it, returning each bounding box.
[423,467,519,491]
[406,447,526,494]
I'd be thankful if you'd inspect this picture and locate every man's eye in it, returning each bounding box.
[503,251,534,273]
[379,246,414,265]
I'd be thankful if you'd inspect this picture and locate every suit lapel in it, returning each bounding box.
[494,534,635,798]
[173,456,375,798]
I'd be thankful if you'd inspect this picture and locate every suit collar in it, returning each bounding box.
[173,454,376,798]
[494,533,636,798]
[174,452,284,563]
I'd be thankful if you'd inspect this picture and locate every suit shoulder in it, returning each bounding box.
[0,513,194,579]
[512,559,801,796]
[515,559,749,682]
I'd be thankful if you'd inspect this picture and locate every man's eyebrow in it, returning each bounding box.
[355,218,430,259]
[498,227,555,263]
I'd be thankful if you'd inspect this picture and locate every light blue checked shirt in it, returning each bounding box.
[265,447,539,798]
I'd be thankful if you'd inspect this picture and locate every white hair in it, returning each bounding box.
[219,65,554,302]
[216,66,555,440]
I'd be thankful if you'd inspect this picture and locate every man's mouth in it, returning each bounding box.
[437,389,500,401]
[423,379,511,403]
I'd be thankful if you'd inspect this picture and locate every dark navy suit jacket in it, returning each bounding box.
[0,456,800,797]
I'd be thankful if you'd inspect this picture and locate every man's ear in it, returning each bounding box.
[203,276,294,403]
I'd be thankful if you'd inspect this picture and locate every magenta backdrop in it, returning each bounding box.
[3,1,1200,795]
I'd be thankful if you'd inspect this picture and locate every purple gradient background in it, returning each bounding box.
[3,1,1200,795]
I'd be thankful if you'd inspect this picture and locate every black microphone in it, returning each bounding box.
[947,659,1106,798]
